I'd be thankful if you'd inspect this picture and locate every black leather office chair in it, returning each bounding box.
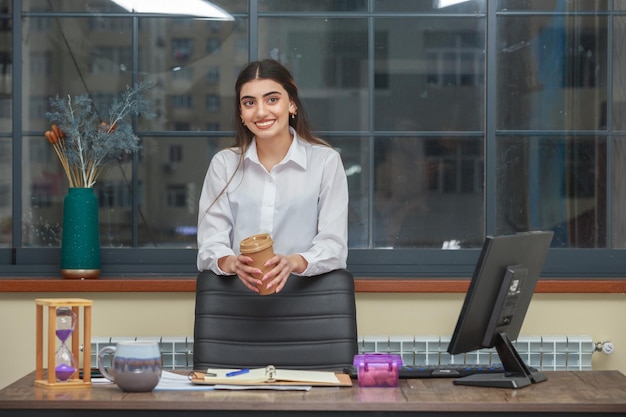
[193,269,358,371]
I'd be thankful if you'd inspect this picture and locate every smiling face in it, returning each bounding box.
[239,78,296,142]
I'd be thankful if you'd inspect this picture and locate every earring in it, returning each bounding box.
[291,112,296,119]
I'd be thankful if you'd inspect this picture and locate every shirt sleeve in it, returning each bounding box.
[196,151,237,274]
[296,150,349,276]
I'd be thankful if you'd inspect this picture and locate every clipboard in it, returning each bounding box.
[189,365,352,387]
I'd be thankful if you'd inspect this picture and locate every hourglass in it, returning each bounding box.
[35,298,93,389]
[55,307,77,381]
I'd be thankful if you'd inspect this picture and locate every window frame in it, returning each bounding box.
[2,1,626,288]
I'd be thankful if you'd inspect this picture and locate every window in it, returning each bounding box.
[206,94,220,112]
[31,181,52,208]
[96,181,133,209]
[4,1,626,279]
[170,95,192,109]
[28,96,47,121]
[172,122,191,131]
[167,185,187,208]
[206,38,221,54]
[29,51,52,76]
[90,47,132,75]
[172,38,193,62]
[207,67,220,84]
[28,138,49,164]
[425,32,483,87]
[169,144,183,163]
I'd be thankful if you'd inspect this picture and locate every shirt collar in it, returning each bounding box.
[244,127,307,169]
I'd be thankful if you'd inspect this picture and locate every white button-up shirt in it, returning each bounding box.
[197,131,348,276]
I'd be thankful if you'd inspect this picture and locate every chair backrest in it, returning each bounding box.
[193,269,358,371]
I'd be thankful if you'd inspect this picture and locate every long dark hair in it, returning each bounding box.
[203,60,330,215]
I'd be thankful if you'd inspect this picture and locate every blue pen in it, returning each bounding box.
[226,368,250,377]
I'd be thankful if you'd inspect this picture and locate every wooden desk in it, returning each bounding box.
[1,371,626,416]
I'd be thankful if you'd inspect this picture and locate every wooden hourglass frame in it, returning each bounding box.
[35,298,93,389]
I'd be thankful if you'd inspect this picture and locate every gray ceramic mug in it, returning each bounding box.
[98,341,162,392]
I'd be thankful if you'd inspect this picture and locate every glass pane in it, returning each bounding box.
[497,0,608,12]
[497,15,607,130]
[137,136,233,248]
[374,17,484,131]
[374,136,484,248]
[260,0,368,12]
[23,0,246,15]
[93,162,136,247]
[613,16,626,130]
[329,136,370,249]
[258,17,368,131]
[612,137,626,248]
[0,3,10,133]
[375,0,485,13]
[22,16,134,132]
[0,137,10,248]
[496,136,606,248]
[23,134,142,247]
[137,17,244,132]
[22,136,64,247]
[24,0,125,12]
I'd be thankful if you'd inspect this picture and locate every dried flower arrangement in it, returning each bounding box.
[44,80,156,188]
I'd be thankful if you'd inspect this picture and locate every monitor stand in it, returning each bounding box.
[453,332,548,389]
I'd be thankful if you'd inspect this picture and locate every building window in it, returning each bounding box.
[167,185,187,208]
[207,67,220,84]
[206,38,221,54]
[29,51,52,76]
[169,144,183,163]
[206,94,220,112]
[31,181,52,208]
[90,47,132,74]
[173,122,191,131]
[172,38,193,61]
[425,31,483,87]
[96,181,134,209]
[171,95,192,108]
[28,96,47,121]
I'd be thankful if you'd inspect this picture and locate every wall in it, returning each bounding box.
[1,291,624,389]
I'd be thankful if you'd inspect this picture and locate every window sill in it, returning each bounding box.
[0,277,624,293]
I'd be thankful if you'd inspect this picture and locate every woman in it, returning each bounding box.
[197,59,348,293]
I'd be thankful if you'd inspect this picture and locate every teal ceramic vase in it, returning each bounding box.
[60,187,101,279]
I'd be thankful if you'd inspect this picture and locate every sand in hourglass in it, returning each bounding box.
[55,308,77,381]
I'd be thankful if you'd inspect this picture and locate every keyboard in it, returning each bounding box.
[345,364,508,379]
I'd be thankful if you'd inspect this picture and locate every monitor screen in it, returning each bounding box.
[447,230,554,389]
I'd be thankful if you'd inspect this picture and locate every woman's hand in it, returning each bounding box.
[218,254,263,293]
[262,254,307,293]
[219,253,308,293]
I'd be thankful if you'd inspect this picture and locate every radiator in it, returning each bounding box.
[359,335,595,371]
[89,334,596,371]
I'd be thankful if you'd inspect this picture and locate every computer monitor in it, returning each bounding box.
[447,230,554,389]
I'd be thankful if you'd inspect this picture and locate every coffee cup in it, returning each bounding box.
[97,341,162,392]
[240,233,275,295]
